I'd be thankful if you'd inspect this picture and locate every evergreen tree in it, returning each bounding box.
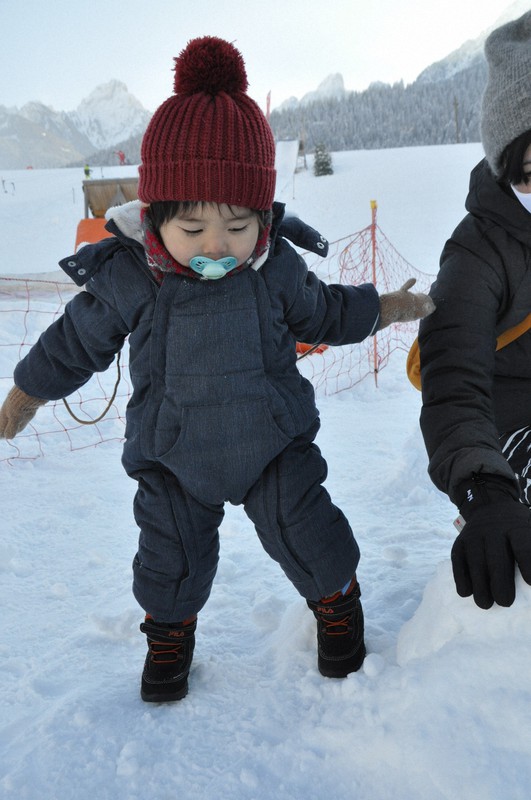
[314,142,333,176]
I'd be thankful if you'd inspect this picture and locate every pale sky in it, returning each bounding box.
[1,0,527,114]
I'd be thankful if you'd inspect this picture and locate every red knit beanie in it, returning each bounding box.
[138,36,276,210]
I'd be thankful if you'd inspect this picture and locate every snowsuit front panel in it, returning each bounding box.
[140,268,306,504]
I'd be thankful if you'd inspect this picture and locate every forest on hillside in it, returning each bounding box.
[269,59,487,153]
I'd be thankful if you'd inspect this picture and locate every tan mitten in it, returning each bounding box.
[0,386,47,439]
[378,278,435,330]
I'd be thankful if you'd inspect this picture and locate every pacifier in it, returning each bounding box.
[189,255,238,280]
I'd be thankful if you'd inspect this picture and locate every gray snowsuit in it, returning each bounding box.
[14,201,380,621]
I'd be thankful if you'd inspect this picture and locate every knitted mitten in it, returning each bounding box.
[378,278,435,330]
[0,386,47,439]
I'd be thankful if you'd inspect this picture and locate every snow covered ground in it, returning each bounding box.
[2,143,531,800]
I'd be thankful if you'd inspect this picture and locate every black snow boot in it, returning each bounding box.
[307,580,365,678]
[139,616,197,702]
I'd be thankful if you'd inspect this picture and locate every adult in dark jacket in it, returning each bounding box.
[418,10,531,611]
[0,37,434,701]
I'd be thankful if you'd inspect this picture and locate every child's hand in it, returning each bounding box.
[0,386,47,439]
[377,278,435,330]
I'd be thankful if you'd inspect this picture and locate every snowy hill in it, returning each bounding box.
[416,38,486,84]
[18,101,94,154]
[0,81,151,169]
[417,0,531,83]
[0,103,93,169]
[276,73,347,111]
[68,80,152,152]
[2,142,531,799]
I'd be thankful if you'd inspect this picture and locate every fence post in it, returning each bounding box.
[370,200,378,387]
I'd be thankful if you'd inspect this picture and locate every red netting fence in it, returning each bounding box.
[0,203,432,463]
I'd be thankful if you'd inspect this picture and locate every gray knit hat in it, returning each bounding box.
[480,10,531,176]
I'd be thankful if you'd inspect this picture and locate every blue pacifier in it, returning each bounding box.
[189,255,238,280]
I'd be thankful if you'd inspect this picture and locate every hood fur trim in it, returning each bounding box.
[105,200,146,244]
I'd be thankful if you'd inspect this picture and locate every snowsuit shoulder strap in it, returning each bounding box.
[59,237,126,286]
[277,213,329,257]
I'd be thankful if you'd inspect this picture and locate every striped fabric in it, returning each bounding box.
[500,426,531,504]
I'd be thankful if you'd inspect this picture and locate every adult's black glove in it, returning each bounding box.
[452,474,531,609]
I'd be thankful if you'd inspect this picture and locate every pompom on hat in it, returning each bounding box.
[138,36,276,209]
[480,10,531,176]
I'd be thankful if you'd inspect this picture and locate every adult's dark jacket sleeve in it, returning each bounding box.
[417,159,531,505]
[418,230,517,504]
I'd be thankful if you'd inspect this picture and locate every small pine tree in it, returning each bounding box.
[313,142,333,176]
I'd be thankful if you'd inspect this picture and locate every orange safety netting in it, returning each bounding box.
[295,214,432,396]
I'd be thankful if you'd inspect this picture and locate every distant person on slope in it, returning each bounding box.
[418,11,531,610]
[0,36,434,702]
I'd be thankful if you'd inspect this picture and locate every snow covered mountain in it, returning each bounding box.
[417,0,531,83]
[68,80,151,152]
[277,73,347,112]
[0,81,151,169]
[0,104,90,169]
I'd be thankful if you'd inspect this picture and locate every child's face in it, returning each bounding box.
[159,203,260,267]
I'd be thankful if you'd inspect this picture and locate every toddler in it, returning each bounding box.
[0,36,434,701]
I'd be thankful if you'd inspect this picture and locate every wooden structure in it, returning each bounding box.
[76,176,139,252]
[82,177,139,218]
